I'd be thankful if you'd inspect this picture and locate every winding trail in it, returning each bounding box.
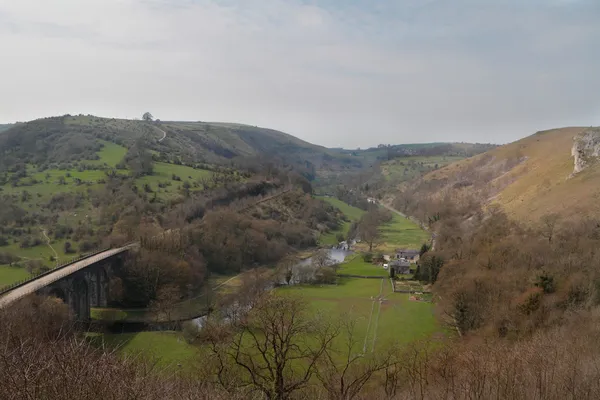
[41,229,59,267]
[156,126,167,142]
[213,275,239,290]
[363,298,376,353]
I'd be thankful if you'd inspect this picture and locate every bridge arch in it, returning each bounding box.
[48,287,67,303]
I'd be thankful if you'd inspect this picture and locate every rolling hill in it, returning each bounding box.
[391,126,600,223]
[0,115,360,174]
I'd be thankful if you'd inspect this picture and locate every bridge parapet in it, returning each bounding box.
[0,242,137,296]
[0,242,138,319]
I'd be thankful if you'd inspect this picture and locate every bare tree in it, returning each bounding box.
[540,213,560,243]
[276,255,299,285]
[359,211,381,252]
[312,249,333,269]
[148,284,182,323]
[204,293,340,400]
[316,316,397,400]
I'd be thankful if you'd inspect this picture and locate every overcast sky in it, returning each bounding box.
[1,0,599,148]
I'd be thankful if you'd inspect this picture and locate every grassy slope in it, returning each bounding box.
[381,155,465,182]
[91,140,128,167]
[426,127,599,222]
[0,139,212,285]
[317,197,366,245]
[319,197,366,221]
[135,162,212,199]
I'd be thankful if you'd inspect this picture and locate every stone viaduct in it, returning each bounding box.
[0,244,136,320]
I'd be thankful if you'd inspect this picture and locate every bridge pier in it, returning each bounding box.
[41,260,114,321]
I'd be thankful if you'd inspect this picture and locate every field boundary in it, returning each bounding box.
[371,279,384,352]
[337,274,386,279]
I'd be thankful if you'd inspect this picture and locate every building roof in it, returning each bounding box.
[390,259,411,267]
[395,249,420,256]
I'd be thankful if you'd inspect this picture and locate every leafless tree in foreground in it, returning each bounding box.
[315,316,398,400]
[202,293,340,400]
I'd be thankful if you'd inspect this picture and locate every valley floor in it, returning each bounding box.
[89,198,443,368]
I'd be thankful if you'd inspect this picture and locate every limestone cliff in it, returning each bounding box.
[572,128,600,175]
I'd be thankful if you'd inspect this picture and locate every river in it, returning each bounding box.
[296,248,353,266]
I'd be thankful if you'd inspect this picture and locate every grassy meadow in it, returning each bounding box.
[0,266,30,287]
[278,277,441,351]
[337,255,389,277]
[379,213,430,252]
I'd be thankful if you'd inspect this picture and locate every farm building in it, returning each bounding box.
[390,259,411,275]
[395,249,420,263]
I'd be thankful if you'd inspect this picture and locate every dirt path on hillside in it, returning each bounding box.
[41,229,58,266]
[156,127,167,142]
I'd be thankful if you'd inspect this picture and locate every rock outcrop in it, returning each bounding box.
[571,128,600,175]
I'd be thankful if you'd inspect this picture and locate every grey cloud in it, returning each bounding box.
[0,0,598,148]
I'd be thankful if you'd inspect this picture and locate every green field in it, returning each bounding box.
[0,234,87,287]
[337,255,390,277]
[316,196,428,251]
[88,331,199,368]
[279,277,441,351]
[379,213,430,252]
[91,277,441,370]
[90,140,128,167]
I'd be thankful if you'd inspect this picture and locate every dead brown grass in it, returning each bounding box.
[422,127,600,223]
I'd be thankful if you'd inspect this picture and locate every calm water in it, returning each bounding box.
[297,248,353,266]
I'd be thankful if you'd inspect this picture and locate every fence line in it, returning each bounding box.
[0,242,136,296]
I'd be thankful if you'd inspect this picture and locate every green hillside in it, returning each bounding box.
[317,196,366,245]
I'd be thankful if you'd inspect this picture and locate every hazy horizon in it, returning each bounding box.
[1,0,599,148]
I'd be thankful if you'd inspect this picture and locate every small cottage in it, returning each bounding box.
[390,259,411,275]
[395,249,420,263]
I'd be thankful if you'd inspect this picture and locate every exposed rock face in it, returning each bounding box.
[572,128,600,175]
